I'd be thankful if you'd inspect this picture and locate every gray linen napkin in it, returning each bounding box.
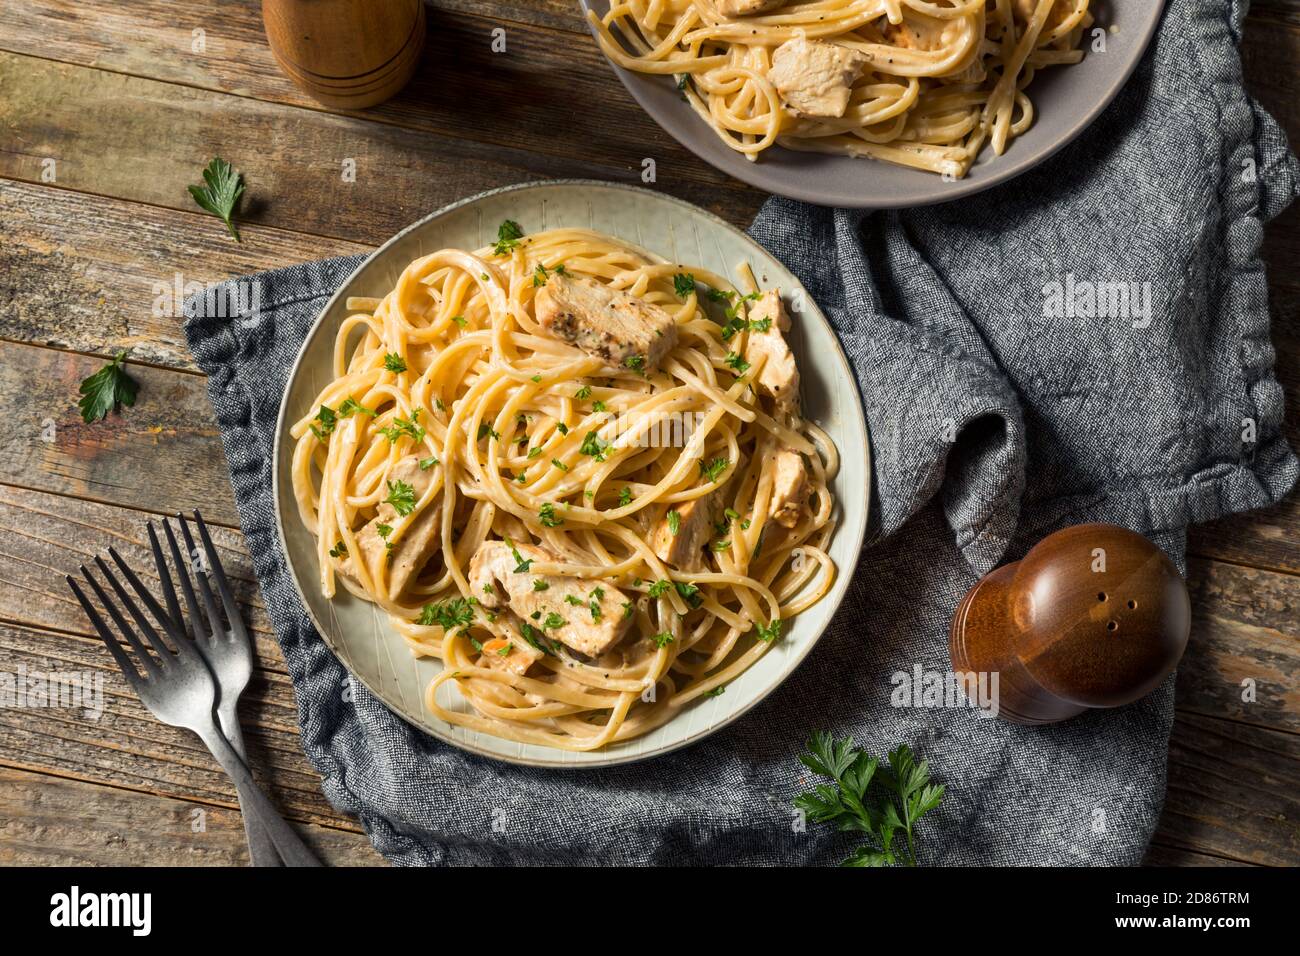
[186,0,1297,865]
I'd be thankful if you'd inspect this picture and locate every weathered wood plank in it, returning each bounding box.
[0,765,380,866]
[0,619,356,830]
[1151,711,1300,867]
[0,340,240,527]
[0,178,367,372]
[0,1,743,201]
[0,52,761,248]
[1143,842,1254,866]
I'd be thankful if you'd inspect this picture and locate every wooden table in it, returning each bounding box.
[0,0,1296,867]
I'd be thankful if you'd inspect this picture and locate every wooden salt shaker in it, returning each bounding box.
[949,524,1191,724]
[262,0,425,109]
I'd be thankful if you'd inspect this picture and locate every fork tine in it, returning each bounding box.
[67,575,143,685]
[161,516,210,643]
[177,513,227,641]
[80,564,163,678]
[147,521,186,637]
[107,546,186,652]
[94,554,175,662]
[191,510,248,640]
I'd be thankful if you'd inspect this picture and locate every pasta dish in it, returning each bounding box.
[289,223,839,751]
[588,0,1093,177]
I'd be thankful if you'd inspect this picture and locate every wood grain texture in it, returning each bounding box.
[0,52,761,247]
[1153,712,1300,867]
[0,766,380,865]
[0,340,240,527]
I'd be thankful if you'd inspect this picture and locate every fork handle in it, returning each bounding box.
[196,724,323,867]
[220,710,284,867]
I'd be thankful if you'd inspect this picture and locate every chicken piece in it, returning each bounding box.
[768,36,868,119]
[650,493,719,573]
[534,274,678,372]
[744,290,800,413]
[882,16,955,52]
[469,541,633,657]
[768,447,809,528]
[478,635,544,677]
[342,455,441,599]
[716,0,785,16]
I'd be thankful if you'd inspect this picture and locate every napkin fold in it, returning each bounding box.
[187,0,1297,865]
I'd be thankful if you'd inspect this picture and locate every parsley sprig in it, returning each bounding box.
[78,351,139,423]
[793,734,945,867]
[187,158,245,242]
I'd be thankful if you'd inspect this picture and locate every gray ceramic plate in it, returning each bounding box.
[580,1,1165,208]
[272,180,870,768]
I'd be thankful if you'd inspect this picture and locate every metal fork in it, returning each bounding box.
[66,520,321,867]
[147,512,280,867]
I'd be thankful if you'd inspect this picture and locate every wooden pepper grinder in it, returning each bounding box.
[949,523,1190,724]
[262,0,425,109]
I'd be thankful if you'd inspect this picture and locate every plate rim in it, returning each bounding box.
[271,178,871,768]
[577,0,1167,209]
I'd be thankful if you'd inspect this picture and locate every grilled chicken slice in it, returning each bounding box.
[343,455,441,599]
[744,290,800,413]
[768,447,809,528]
[534,274,678,371]
[469,540,633,657]
[478,635,544,677]
[768,36,868,118]
[716,0,786,15]
[650,493,719,573]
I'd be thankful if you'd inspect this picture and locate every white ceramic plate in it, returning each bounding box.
[272,180,870,768]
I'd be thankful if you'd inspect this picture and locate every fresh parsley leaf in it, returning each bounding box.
[417,597,476,631]
[78,351,139,423]
[591,399,607,413]
[339,397,374,418]
[309,405,337,441]
[539,503,563,527]
[647,579,672,598]
[418,456,439,471]
[563,594,583,607]
[451,314,468,328]
[674,581,702,608]
[551,459,568,472]
[187,158,245,242]
[384,479,416,516]
[378,410,424,445]
[543,612,565,630]
[793,734,945,867]
[755,619,782,642]
[575,385,592,400]
[477,423,500,442]
[532,579,550,592]
[527,447,542,460]
[703,686,726,698]
[674,273,696,298]
[383,352,407,373]
[493,219,524,256]
[532,263,550,287]
[711,539,731,552]
[504,537,532,573]
[556,422,569,436]
[588,599,602,621]
[725,352,750,375]
[653,631,674,648]
[666,510,681,536]
[618,487,633,506]
[623,355,646,373]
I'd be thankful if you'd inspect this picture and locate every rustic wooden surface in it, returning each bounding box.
[0,0,1296,867]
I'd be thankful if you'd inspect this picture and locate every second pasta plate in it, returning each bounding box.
[273,180,870,768]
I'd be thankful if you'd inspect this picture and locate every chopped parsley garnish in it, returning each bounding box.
[704,685,726,698]
[622,600,634,619]
[699,457,729,482]
[527,447,542,460]
[579,431,610,462]
[482,583,494,595]
[749,317,772,333]
[618,487,633,506]
[520,622,557,656]
[418,456,439,470]
[543,612,565,630]
[328,540,346,558]
[383,352,407,373]
[339,397,374,418]
[451,315,468,328]
[756,619,782,642]
[588,600,602,622]
[309,404,337,440]
[674,273,697,298]
[563,594,583,607]
[532,580,549,592]
[477,423,500,442]
[497,642,513,657]
[551,459,568,472]
[653,632,675,648]
[711,539,731,552]
[675,581,703,608]
[725,352,750,375]
[378,410,424,444]
[575,385,592,400]
[556,422,569,436]
[666,510,681,536]
[493,219,524,256]
[623,355,646,373]
[530,374,542,383]
[384,479,416,516]
[647,579,672,598]
[504,537,532,573]
[533,264,551,287]
[417,598,476,631]
[592,400,607,413]
[539,503,563,527]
